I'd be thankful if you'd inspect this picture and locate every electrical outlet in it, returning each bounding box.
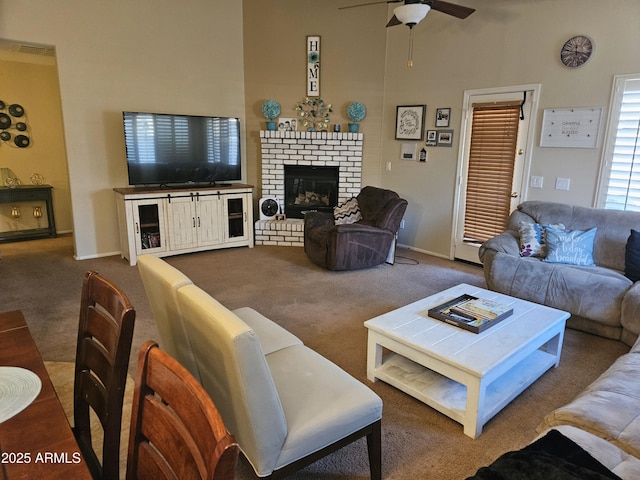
[400,219,405,229]
[386,161,392,171]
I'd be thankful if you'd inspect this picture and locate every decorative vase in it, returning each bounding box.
[348,123,359,133]
[266,121,277,131]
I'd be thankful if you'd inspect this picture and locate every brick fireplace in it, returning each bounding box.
[255,130,363,246]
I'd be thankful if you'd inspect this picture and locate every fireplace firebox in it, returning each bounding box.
[284,165,339,219]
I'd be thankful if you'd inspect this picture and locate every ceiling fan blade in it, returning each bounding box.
[386,14,403,27]
[429,0,475,19]
[338,0,400,10]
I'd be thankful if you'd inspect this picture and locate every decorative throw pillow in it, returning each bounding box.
[625,229,640,282]
[518,222,565,257]
[543,226,597,266]
[333,197,362,225]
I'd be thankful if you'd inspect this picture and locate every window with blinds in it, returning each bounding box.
[463,102,521,244]
[602,77,640,211]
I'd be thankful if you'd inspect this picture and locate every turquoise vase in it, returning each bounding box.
[266,121,277,131]
[348,123,359,133]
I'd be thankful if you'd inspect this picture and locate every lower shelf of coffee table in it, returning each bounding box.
[373,348,557,427]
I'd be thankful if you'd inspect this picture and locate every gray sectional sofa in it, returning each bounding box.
[479,201,640,346]
[476,201,640,478]
[534,335,640,478]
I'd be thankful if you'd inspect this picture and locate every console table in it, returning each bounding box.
[0,185,57,243]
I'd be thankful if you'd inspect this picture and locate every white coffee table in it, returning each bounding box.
[364,283,569,438]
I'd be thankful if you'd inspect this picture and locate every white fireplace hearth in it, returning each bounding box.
[255,130,363,246]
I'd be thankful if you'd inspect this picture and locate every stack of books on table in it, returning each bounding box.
[428,294,513,333]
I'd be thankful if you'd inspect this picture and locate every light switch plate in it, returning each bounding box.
[530,176,544,188]
[555,177,571,190]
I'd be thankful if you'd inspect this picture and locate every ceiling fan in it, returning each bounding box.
[340,0,475,28]
[340,0,475,66]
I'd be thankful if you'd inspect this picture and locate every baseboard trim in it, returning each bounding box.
[397,243,451,260]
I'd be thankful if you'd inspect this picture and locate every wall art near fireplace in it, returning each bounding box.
[307,36,321,97]
[395,105,426,141]
[0,100,31,148]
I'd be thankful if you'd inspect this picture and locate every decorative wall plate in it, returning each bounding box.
[8,104,24,117]
[14,135,30,148]
[0,113,11,129]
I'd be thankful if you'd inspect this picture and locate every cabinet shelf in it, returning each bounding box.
[0,185,56,243]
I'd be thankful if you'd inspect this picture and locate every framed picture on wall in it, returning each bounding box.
[426,130,437,146]
[395,105,426,141]
[437,129,454,146]
[278,117,298,131]
[435,107,451,127]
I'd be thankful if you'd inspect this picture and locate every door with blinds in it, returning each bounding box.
[453,86,539,264]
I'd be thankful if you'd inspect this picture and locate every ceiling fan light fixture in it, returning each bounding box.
[393,4,431,27]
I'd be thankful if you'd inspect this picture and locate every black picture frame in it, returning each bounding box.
[395,105,426,141]
[437,129,454,147]
[435,107,451,127]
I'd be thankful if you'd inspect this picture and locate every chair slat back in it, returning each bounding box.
[74,270,136,480]
[127,341,239,480]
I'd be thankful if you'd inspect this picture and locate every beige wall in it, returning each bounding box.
[244,0,640,258]
[1,1,639,260]
[382,0,640,256]
[0,0,245,260]
[0,54,72,233]
[242,0,388,195]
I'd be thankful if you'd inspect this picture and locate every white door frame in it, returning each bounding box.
[450,83,542,261]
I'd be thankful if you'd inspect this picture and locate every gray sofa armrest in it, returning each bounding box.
[621,282,640,344]
[478,230,520,263]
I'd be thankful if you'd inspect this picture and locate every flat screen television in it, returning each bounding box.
[123,111,242,187]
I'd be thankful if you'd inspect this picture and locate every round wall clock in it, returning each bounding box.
[560,35,594,68]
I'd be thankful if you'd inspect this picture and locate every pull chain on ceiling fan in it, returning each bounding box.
[339,0,475,67]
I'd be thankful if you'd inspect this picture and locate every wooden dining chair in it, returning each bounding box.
[126,341,239,480]
[73,270,136,480]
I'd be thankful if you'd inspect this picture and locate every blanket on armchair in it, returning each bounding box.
[466,430,621,480]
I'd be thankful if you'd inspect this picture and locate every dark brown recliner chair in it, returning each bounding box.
[304,186,408,271]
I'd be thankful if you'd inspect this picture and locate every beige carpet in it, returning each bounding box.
[0,236,629,479]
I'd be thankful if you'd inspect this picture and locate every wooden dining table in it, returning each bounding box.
[0,310,92,480]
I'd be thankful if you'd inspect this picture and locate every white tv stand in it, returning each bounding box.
[114,184,254,266]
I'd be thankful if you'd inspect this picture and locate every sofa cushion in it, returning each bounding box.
[538,351,640,459]
[485,252,630,327]
[625,229,640,282]
[544,227,597,266]
[333,197,362,225]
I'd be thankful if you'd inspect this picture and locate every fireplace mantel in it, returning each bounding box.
[256,130,363,246]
